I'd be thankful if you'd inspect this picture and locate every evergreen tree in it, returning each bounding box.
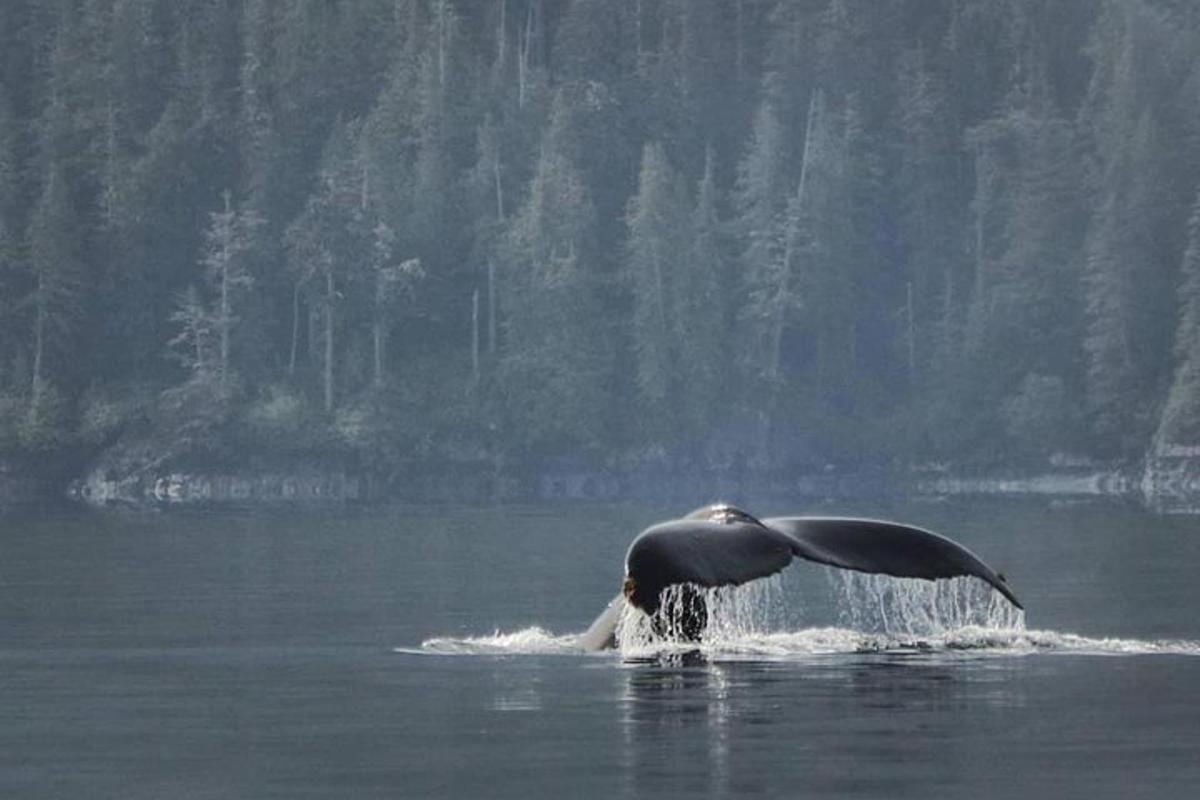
[733,95,787,388]
[167,285,216,378]
[202,190,263,388]
[678,147,726,433]
[1078,3,1180,453]
[0,84,20,394]
[26,163,83,435]
[284,119,368,413]
[1,0,1199,472]
[497,103,608,453]
[1157,190,1200,446]
[625,141,689,422]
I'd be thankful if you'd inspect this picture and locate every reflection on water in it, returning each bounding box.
[4,500,1200,798]
[614,653,1031,799]
[620,658,734,798]
[488,663,544,712]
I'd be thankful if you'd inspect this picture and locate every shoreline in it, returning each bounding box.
[0,454,1194,514]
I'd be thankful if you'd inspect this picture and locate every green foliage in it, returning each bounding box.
[0,0,1198,475]
[1157,190,1200,446]
[626,142,687,405]
[1001,374,1075,457]
[0,392,22,452]
[77,383,151,446]
[240,383,332,454]
[19,380,72,453]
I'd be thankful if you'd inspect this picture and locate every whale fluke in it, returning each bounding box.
[764,516,1023,610]
[582,504,1022,651]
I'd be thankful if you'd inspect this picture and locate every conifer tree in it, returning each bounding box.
[1157,190,1200,446]
[27,163,82,424]
[498,98,607,452]
[202,190,263,388]
[626,141,687,409]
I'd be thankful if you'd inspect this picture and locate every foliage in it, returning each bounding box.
[77,383,152,446]
[0,0,1198,474]
[1000,374,1075,458]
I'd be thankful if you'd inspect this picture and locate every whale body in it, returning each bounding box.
[579,503,1022,651]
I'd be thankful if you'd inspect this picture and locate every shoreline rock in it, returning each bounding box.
[71,469,366,507]
[28,433,1200,512]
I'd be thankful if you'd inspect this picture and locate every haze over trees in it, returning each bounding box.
[1,0,1199,477]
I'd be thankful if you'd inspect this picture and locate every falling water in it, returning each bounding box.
[611,572,1031,657]
[614,575,790,652]
[419,574,1200,658]
[827,570,1026,636]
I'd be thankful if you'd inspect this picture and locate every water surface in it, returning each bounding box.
[2,499,1199,798]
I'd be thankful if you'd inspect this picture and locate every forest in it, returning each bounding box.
[2,0,1200,488]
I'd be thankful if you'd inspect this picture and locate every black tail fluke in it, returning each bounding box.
[764,517,1023,610]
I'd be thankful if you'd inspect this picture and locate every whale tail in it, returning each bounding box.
[764,517,1023,610]
[581,510,1022,651]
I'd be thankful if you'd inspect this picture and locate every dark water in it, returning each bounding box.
[2,499,1199,798]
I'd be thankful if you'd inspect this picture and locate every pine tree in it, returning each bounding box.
[497,103,608,452]
[284,119,369,413]
[26,163,83,428]
[677,146,726,433]
[371,230,423,388]
[1078,3,1179,453]
[167,285,216,378]
[733,95,787,377]
[626,141,686,409]
[1157,190,1200,446]
[0,84,20,394]
[202,190,263,388]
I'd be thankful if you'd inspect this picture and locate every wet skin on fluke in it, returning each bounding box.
[578,503,1023,651]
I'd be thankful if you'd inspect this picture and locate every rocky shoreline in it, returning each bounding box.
[5,447,1200,513]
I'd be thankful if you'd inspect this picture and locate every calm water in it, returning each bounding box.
[2,498,1199,798]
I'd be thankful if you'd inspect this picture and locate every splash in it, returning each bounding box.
[415,626,580,656]
[410,574,1200,659]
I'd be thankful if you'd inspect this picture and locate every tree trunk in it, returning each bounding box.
[735,0,745,79]
[653,248,668,350]
[471,288,480,384]
[487,258,497,356]
[437,0,447,94]
[289,281,300,376]
[218,191,232,388]
[759,92,817,465]
[373,318,384,388]
[493,155,504,220]
[768,90,818,382]
[635,0,644,65]
[324,270,335,413]
[31,274,45,410]
[518,3,533,107]
[497,0,506,69]
[219,258,229,386]
[973,141,988,308]
[906,280,917,385]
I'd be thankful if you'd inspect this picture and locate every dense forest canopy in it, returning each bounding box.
[2,0,1200,477]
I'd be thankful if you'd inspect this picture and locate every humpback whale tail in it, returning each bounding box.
[581,504,1022,651]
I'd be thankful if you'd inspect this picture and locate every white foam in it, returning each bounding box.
[415,626,580,656]
[409,574,1200,659]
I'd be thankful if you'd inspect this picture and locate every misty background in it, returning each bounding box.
[2,0,1199,496]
